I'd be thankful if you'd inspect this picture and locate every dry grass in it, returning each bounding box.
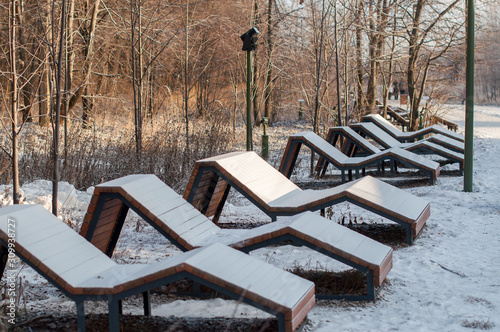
[289,267,367,296]
[1,106,240,192]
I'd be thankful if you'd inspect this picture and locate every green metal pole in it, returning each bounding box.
[464,0,474,192]
[261,117,268,159]
[246,50,253,151]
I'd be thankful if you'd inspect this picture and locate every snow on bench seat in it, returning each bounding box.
[280,132,440,184]
[80,174,394,299]
[0,204,314,332]
[351,122,464,154]
[184,152,430,244]
[325,125,464,175]
[362,113,464,143]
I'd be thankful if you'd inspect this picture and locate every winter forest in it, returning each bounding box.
[0,0,499,205]
[2,0,500,330]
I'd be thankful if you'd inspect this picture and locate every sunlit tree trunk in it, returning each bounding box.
[263,0,274,123]
[9,0,20,204]
[355,0,366,116]
[52,0,67,216]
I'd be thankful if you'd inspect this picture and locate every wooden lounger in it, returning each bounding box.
[322,126,463,175]
[0,204,315,332]
[378,105,459,132]
[362,113,464,143]
[381,105,410,129]
[184,151,429,244]
[350,122,464,154]
[280,132,440,184]
[80,174,393,300]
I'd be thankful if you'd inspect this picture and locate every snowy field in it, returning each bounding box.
[1,103,499,331]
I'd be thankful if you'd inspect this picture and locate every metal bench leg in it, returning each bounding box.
[193,281,201,296]
[76,301,85,332]
[143,291,151,317]
[277,312,286,332]
[367,270,375,301]
[406,227,414,245]
[109,300,120,332]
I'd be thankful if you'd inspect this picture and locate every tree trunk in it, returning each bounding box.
[52,0,67,216]
[9,0,20,204]
[407,0,424,131]
[355,0,366,117]
[39,59,51,127]
[382,0,398,118]
[365,0,389,114]
[334,1,342,126]
[63,0,75,160]
[15,0,34,123]
[76,0,100,125]
[263,0,274,123]
[39,0,52,127]
[183,0,190,170]
[131,0,143,155]
[252,0,261,127]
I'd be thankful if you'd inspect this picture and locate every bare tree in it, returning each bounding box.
[51,0,67,215]
[1,0,45,204]
[8,0,20,204]
[405,0,462,130]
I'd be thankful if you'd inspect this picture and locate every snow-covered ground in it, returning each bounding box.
[1,103,499,331]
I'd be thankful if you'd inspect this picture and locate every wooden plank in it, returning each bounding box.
[183,169,200,199]
[91,238,110,253]
[92,220,117,237]
[86,202,97,215]
[83,212,93,224]
[192,189,209,203]
[174,214,214,237]
[89,230,114,247]
[20,222,73,248]
[156,201,203,225]
[58,255,116,286]
[125,186,181,212]
[288,292,315,332]
[180,219,218,244]
[90,194,100,205]
[93,214,120,229]
[25,230,87,262]
[146,196,187,218]
[99,175,166,196]
[412,203,430,238]
[97,202,123,219]
[375,254,393,287]
[41,241,106,272]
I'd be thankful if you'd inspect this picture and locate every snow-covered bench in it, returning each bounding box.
[185,151,429,244]
[362,113,464,143]
[280,131,441,184]
[350,122,464,154]
[80,174,394,300]
[321,126,463,175]
[0,204,315,332]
